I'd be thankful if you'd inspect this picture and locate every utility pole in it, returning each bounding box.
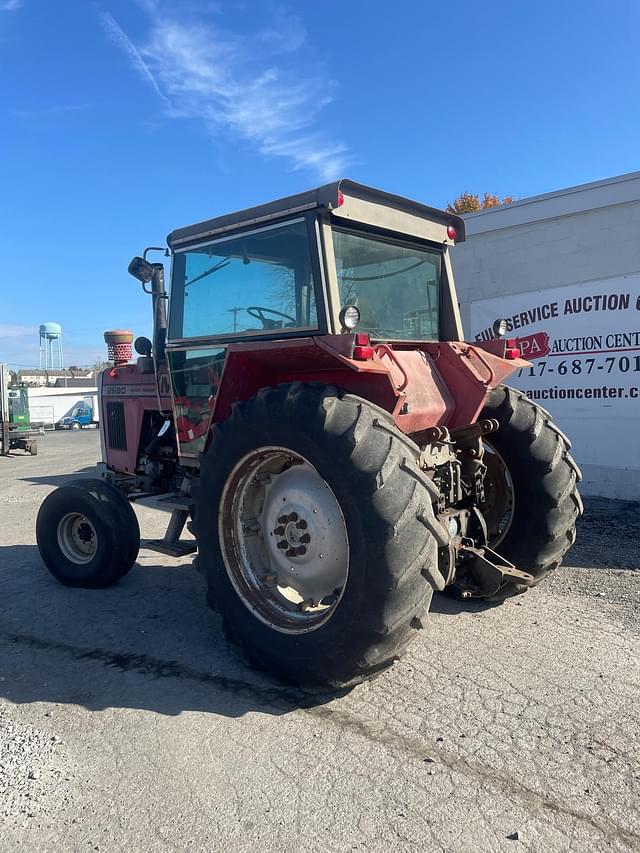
[227,307,243,333]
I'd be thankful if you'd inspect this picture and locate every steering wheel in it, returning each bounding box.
[246,306,296,328]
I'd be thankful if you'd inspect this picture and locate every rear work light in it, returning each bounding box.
[353,333,374,360]
[339,304,360,330]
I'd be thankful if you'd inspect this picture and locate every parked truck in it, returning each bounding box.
[36,181,582,687]
[57,398,98,430]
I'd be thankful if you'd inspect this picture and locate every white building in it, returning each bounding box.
[452,171,640,500]
[26,386,98,427]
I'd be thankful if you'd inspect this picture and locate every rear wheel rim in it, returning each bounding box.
[219,447,349,635]
[481,442,515,549]
[57,513,98,564]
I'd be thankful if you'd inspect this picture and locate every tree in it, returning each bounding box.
[447,192,515,214]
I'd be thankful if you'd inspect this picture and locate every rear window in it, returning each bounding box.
[332,229,441,341]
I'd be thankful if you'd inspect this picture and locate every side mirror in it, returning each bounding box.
[128,256,155,284]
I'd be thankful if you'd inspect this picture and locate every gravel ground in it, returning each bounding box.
[0,431,638,852]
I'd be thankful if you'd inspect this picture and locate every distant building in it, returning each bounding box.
[16,368,95,388]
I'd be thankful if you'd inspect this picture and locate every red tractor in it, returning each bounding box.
[36,181,582,687]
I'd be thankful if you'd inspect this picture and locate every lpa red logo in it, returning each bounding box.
[516,331,550,360]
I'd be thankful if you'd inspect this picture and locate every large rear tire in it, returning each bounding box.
[36,478,140,588]
[479,385,583,598]
[195,383,447,688]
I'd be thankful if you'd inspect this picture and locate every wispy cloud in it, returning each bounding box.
[100,11,173,110]
[100,6,349,181]
[0,0,23,10]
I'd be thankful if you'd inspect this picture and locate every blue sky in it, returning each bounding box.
[2,0,639,368]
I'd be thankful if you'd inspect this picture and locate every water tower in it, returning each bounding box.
[39,322,64,370]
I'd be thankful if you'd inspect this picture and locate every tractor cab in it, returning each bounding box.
[165,179,465,347]
[8,387,30,430]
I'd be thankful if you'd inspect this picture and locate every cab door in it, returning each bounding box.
[165,346,227,458]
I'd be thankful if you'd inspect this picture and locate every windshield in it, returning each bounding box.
[8,390,28,420]
[170,218,318,340]
[332,229,441,341]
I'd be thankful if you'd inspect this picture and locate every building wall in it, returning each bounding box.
[454,200,640,334]
[451,173,640,500]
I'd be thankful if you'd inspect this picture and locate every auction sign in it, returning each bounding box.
[470,274,640,472]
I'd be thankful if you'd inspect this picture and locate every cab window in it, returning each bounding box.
[170,219,318,340]
[332,228,441,341]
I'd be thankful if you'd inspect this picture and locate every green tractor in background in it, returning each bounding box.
[1,383,39,455]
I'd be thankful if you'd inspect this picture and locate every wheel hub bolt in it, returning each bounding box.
[285,545,306,558]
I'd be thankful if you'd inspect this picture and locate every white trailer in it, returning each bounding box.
[25,387,99,428]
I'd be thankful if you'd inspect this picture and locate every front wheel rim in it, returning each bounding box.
[57,512,98,564]
[219,447,350,635]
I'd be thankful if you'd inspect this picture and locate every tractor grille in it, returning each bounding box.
[106,402,127,450]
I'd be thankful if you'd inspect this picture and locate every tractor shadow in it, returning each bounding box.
[0,544,340,719]
[430,593,503,616]
[3,498,634,720]
[20,465,98,488]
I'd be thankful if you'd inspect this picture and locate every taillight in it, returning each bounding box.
[337,190,345,207]
[447,224,457,240]
[502,338,520,359]
[353,346,375,360]
[353,332,374,360]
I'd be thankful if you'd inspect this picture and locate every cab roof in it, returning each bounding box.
[166,179,465,249]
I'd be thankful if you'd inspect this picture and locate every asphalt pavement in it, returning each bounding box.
[0,431,638,852]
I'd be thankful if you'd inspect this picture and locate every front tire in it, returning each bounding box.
[479,385,583,597]
[36,478,140,588]
[196,383,447,688]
